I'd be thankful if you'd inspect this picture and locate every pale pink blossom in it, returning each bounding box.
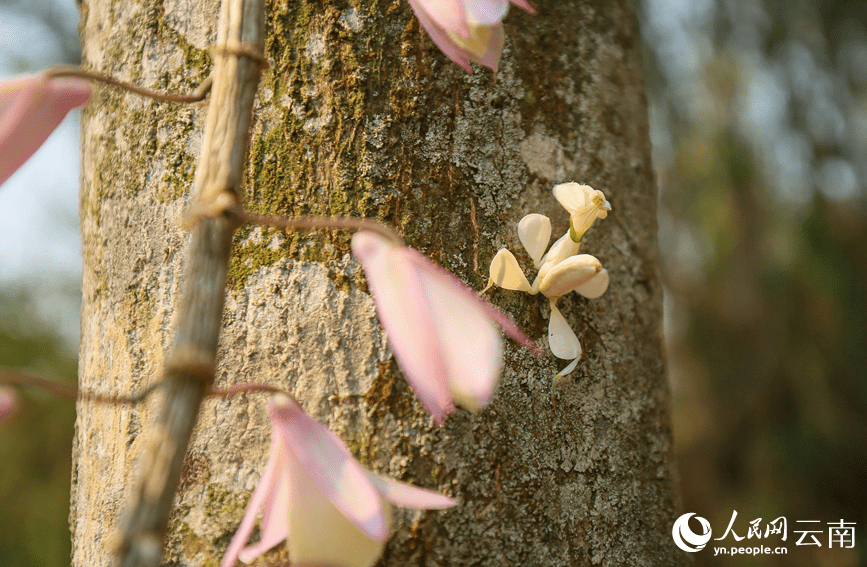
[408,0,535,73]
[0,386,17,423]
[351,230,541,425]
[221,395,455,567]
[0,75,92,187]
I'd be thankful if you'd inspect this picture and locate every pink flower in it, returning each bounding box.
[408,0,535,73]
[221,395,455,567]
[0,386,17,423]
[0,75,92,187]
[351,230,542,425]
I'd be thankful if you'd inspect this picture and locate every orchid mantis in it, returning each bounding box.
[487,183,612,378]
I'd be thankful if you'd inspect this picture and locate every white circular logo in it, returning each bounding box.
[672,513,712,552]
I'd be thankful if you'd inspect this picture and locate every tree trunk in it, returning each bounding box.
[72,0,683,565]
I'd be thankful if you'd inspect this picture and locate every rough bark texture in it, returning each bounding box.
[73,0,684,566]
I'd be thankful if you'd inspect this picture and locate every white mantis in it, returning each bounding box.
[486,182,612,379]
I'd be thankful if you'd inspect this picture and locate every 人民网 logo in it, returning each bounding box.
[672,513,713,552]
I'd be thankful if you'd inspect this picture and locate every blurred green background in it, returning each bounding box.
[0,292,77,566]
[644,0,867,564]
[1,0,866,565]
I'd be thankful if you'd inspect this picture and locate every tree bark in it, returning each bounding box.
[73,0,683,566]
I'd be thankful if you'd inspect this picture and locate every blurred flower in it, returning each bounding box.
[407,0,535,73]
[221,395,455,567]
[0,75,92,187]
[552,182,611,243]
[352,230,541,425]
[0,386,17,423]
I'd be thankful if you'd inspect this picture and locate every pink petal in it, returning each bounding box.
[354,230,543,422]
[269,397,389,540]
[237,448,292,563]
[467,23,505,72]
[0,77,33,112]
[462,0,510,25]
[508,0,535,13]
[402,246,544,357]
[0,387,17,423]
[408,0,474,73]
[222,439,288,567]
[0,76,91,187]
[366,474,457,509]
[284,444,387,566]
[413,0,471,38]
[352,231,455,424]
[402,246,504,410]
